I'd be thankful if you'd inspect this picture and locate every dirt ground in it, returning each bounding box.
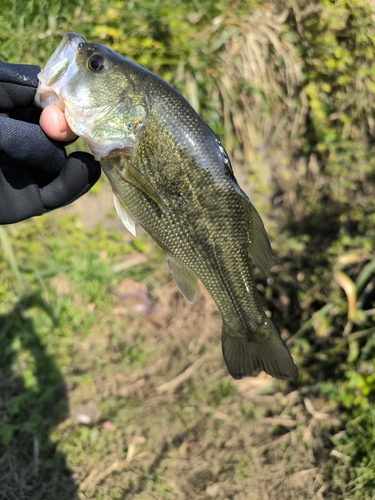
[57,173,342,499]
[59,276,341,500]
[0,168,343,500]
[105,285,339,499]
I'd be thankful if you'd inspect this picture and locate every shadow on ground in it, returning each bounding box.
[0,295,77,500]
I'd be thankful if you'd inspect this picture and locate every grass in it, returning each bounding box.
[0,204,345,500]
[1,0,375,497]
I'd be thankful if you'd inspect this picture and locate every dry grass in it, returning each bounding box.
[218,8,302,153]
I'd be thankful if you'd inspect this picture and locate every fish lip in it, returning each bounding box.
[35,32,85,108]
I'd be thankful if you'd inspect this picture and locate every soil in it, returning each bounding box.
[0,162,341,500]
[57,165,340,500]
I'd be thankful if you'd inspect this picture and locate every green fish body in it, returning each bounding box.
[35,33,297,381]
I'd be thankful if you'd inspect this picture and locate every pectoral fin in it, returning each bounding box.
[243,201,274,275]
[113,192,136,236]
[120,163,167,211]
[165,253,198,303]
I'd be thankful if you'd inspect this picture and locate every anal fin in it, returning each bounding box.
[165,253,198,303]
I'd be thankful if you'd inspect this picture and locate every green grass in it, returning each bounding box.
[1,0,375,497]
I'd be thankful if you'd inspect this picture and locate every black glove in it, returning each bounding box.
[0,62,101,224]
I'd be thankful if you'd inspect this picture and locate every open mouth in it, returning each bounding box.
[35,32,85,109]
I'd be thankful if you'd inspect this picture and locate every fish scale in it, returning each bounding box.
[36,32,298,381]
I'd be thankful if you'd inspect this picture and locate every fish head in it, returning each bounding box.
[35,32,148,159]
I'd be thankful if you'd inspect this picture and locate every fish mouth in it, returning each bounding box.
[35,32,85,109]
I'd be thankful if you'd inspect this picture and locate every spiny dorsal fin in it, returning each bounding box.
[165,253,198,303]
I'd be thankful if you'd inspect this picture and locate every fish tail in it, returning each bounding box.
[221,322,298,381]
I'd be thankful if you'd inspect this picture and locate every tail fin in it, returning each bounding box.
[222,323,298,381]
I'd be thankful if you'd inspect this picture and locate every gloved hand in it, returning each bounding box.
[0,62,101,224]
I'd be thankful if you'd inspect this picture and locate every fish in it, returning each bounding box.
[35,32,298,381]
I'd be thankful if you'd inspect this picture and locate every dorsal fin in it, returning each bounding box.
[243,201,274,275]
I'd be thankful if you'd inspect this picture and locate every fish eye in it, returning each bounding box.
[88,55,106,72]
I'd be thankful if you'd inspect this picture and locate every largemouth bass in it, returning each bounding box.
[35,33,297,381]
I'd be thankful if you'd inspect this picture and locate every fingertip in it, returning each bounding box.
[40,105,77,142]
